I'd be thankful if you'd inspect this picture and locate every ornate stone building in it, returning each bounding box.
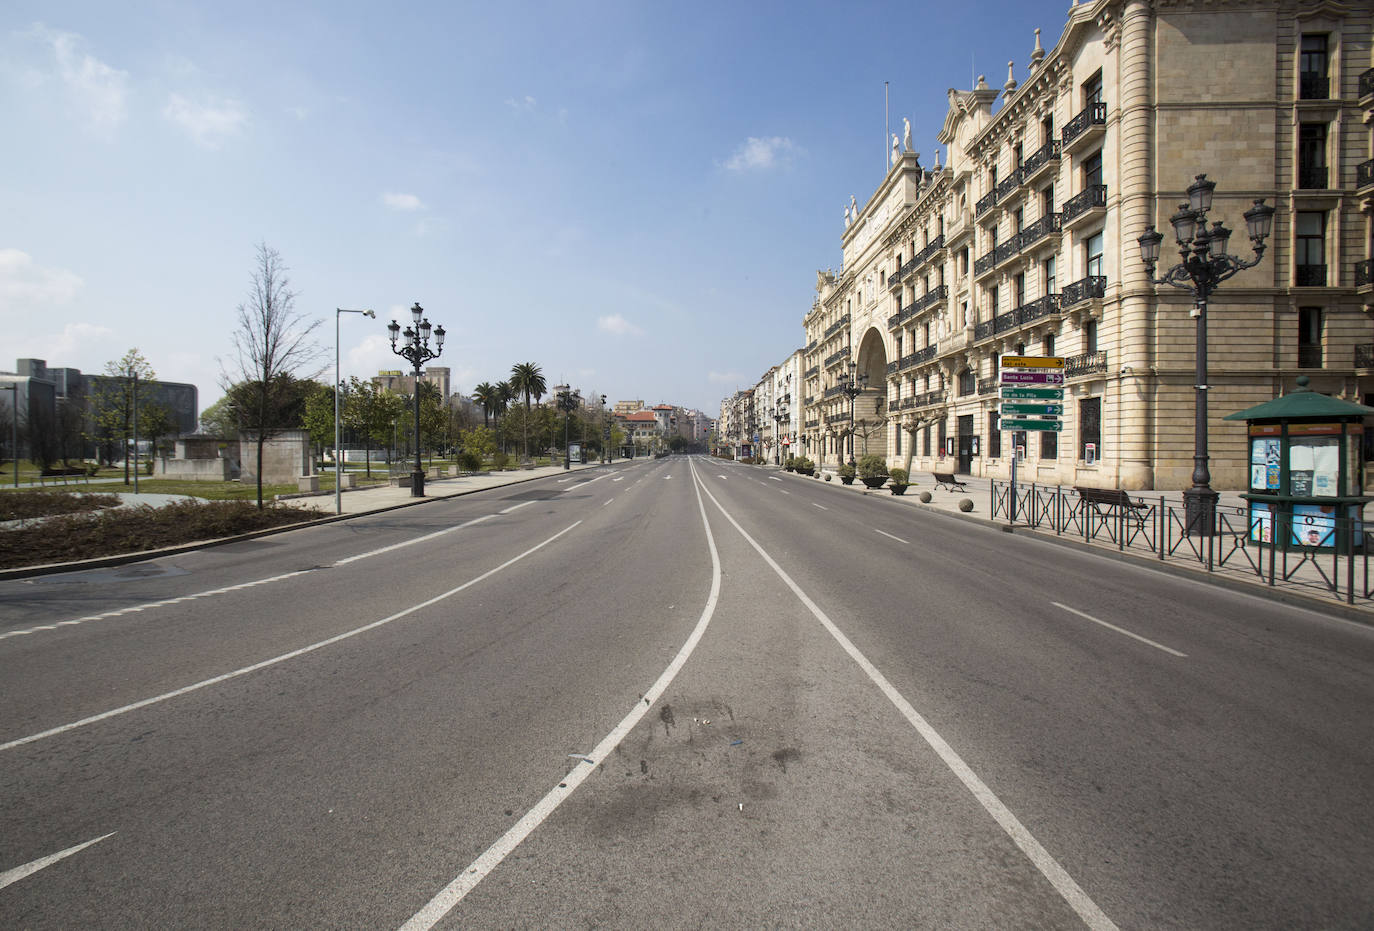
[800,0,1373,489]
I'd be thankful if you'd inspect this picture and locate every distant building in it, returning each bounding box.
[373,366,450,400]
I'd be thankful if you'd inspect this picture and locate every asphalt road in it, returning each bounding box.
[1,456,1371,928]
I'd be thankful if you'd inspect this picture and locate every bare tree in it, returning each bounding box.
[224,243,322,508]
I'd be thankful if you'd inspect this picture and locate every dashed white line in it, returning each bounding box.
[0,832,116,891]
[874,529,910,545]
[812,503,827,510]
[769,476,782,482]
[1052,602,1187,657]
[778,490,790,495]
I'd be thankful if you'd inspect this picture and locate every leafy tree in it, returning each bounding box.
[509,362,546,458]
[91,349,159,483]
[224,243,322,508]
[301,381,337,464]
[199,396,237,439]
[341,376,397,476]
[472,382,498,429]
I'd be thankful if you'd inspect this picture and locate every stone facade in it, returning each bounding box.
[793,0,1373,490]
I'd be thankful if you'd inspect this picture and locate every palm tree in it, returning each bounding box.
[495,381,516,454]
[509,362,546,458]
[472,382,497,429]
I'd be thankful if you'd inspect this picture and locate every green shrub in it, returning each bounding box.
[838,463,856,480]
[457,450,483,472]
[492,451,510,470]
[857,454,888,480]
[888,466,908,485]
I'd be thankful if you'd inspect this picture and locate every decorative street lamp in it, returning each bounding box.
[556,387,580,469]
[771,404,787,465]
[387,303,445,497]
[335,307,374,514]
[600,394,610,464]
[1138,174,1275,534]
[838,360,868,467]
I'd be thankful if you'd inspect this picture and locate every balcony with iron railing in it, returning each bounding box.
[1065,350,1108,378]
[1357,159,1374,192]
[976,375,999,396]
[824,349,849,369]
[1362,67,1374,102]
[1063,184,1107,227]
[1017,212,1061,251]
[974,248,997,278]
[1062,275,1106,306]
[806,340,818,352]
[896,254,922,281]
[995,171,1021,202]
[994,237,1020,267]
[1295,264,1327,287]
[1298,345,1323,369]
[912,343,938,366]
[1299,73,1328,100]
[823,314,851,340]
[803,395,816,407]
[912,388,946,408]
[1020,139,1061,185]
[804,366,819,379]
[822,384,848,399]
[1356,258,1373,291]
[1355,344,1374,369]
[892,397,916,411]
[889,284,951,329]
[912,234,944,270]
[1298,164,1328,190]
[975,187,999,218]
[1062,101,1107,152]
[974,318,994,342]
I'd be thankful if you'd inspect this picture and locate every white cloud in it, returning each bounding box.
[381,192,425,211]
[50,322,115,357]
[0,249,84,311]
[27,25,129,132]
[708,371,743,384]
[163,93,247,148]
[504,95,537,111]
[598,313,643,337]
[722,136,797,172]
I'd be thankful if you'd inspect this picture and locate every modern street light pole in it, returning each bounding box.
[1138,174,1274,535]
[838,360,867,467]
[387,303,446,497]
[335,307,375,514]
[1,383,16,487]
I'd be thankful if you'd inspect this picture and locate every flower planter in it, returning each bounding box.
[861,477,888,489]
[840,476,854,485]
[889,483,908,495]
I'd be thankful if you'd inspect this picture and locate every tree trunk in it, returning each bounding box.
[256,433,265,509]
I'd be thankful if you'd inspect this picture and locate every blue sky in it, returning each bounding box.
[3,0,1064,417]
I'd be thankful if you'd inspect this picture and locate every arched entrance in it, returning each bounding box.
[854,328,890,462]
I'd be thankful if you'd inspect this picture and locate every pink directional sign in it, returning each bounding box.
[1000,370,1065,385]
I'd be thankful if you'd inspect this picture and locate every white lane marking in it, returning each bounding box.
[400,459,724,929]
[603,499,613,507]
[1052,603,1187,658]
[769,476,782,482]
[812,503,827,510]
[0,523,583,753]
[696,478,1119,931]
[0,832,116,891]
[612,477,624,483]
[718,475,727,480]
[664,475,672,480]
[499,501,533,514]
[875,529,910,545]
[334,514,495,565]
[778,490,790,495]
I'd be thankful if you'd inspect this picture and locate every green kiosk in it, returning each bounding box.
[1223,376,1373,552]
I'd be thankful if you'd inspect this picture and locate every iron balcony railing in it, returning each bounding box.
[1023,292,1062,322]
[1063,184,1107,222]
[1062,101,1107,147]
[1362,67,1374,100]
[1298,165,1327,189]
[976,375,998,395]
[995,171,1021,202]
[974,249,997,277]
[824,350,849,369]
[803,395,816,406]
[888,300,918,329]
[1356,259,1373,289]
[1018,212,1061,249]
[1298,345,1323,369]
[1355,344,1374,368]
[822,384,847,399]
[892,397,915,411]
[806,340,818,352]
[897,255,922,281]
[1065,350,1108,378]
[823,314,851,339]
[1299,73,1328,100]
[1062,275,1106,306]
[1295,264,1327,287]
[994,237,1020,266]
[804,366,819,378]
[974,318,995,342]
[975,188,999,217]
[891,285,949,329]
[912,343,938,366]
[912,234,944,269]
[1356,159,1374,190]
[1021,139,1061,179]
[912,388,945,408]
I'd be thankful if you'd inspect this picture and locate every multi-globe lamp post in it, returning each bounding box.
[387,303,445,497]
[1137,174,1275,535]
[771,404,787,465]
[838,360,867,467]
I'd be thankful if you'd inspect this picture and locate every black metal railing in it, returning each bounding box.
[989,483,1374,605]
[1299,73,1328,100]
[1357,159,1374,190]
[1356,259,1373,289]
[823,314,850,339]
[913,234,944,269]
[994,237,1020,266]
[912,343,938,366]
[976,375,998,395]
[806,340,818,352]
[1018,212,1061,250]
[897,255,921,280]
[1355,344,1374,368]
[1062,275,1106,306]
[974,249,997,277]
[993,306,1020,334]
[1362,67,1374,100]
[1021,139,1061,179]
[1063,184,1107,222]
[1062,101,1107,147]
[824,349,848,369]
[975,188,999,217]
[1295,264,1327,287]
[1298,345,1323,369]
[974,319,995,342]
[1066,350,1108,378]
[1298,165,1328,189]
[995,171,1021,201]
[803,395,815,406]
[1023,293,1062,323]
[804,366,819,378]
[822,384,847,399]
[893,397,915,411]
[912,389,945,408]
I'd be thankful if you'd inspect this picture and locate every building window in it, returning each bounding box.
[989,164,998,191]
[1080,397,1101,460]
[1298,123,1327,189]
[1041,184,1055,215]
[923,322,931,346]
[896,333,903,357]
[1014,273,1026,309]
[960,248,969,276]
[1086,231,1104,278]
[1014,341,1025,356]
[1299,307,1323,368]
[923,425,931,456]
[1013,142,1024,169]
[1043,256,1057,295]
[958,368,975,396]
[895,425,901,456]
[1082,150,1103,190]
[1084,70,1104,106]
[1300,34,1329,100]
[960,300,968,328]
[1041,431,1057,459]
[1295,211,1326,286]
[1044,333,1055,356]
[989,412,1002,458]
[988,286,999,319]
[1085,319,1098,354]
[1041,114,1054,145]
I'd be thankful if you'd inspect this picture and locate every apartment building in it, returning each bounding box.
[799,0,1372,490]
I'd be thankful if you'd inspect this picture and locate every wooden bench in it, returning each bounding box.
[931,471,967,492]
[1074,486,1149,525]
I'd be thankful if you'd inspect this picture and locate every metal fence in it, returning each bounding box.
[989,481,1373,606]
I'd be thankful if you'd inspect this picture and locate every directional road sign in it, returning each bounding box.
[1000,355,1065,369]
[1000,370,1066,385]
[1000,386,1065,400]
[1000,402,1064,416]
[1001,418,1063,432]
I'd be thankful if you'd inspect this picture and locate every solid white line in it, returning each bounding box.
[779,490,790,495]
[603,499,613,507]
[612,477,623,483]
[812,503,827,510]
[1052,603,1187,658]
[718,475,727,480]
[0,832,116,891]
[875,528,910,545]
[696,481,1119,931]
[0,523,583,753]
[399,460,724,930]
[498,501,533,514]
[769,476,782,482]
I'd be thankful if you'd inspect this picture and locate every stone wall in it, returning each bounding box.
[237,430,311,484]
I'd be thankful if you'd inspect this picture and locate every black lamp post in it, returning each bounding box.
[1138,174,1275,534]
[601,394,610,464]
[838,360,867,467]
[557,387,580,469]
[771,404,787,464]
[387,302,445,497]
